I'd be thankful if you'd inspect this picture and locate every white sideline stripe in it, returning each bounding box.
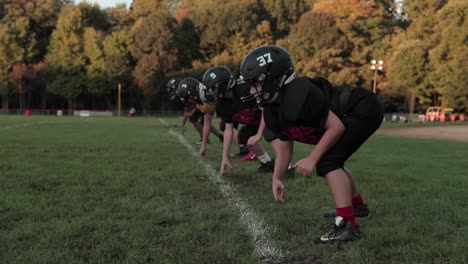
[0,118,95,132]
[0,121,56,131]
[159,118,283,259]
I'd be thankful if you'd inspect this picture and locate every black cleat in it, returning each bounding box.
[257,160,274,173]
[314,216,362,244]
[231,147,249,158]
[323,204,369,219]
[285,167,295,178]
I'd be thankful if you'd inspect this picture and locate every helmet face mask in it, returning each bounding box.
[166,77,181,101]
[202,66,235,102]
[198,83,214,103]
[239,45,295,109]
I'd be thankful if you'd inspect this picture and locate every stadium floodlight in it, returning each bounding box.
[370,59,383,93]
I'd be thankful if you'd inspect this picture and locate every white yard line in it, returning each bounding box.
[0,121,56,131]
[159,118,283,260]
[0,118,96,132]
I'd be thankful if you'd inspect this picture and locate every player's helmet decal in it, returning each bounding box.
[201,66,235,102]
[239,45,295,110]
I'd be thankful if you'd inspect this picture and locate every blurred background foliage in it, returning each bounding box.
[0,0,466,114]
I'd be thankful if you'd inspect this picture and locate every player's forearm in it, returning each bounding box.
[202,114,212,145]
[271,139,293,180]
[308,111,344,161]
[256,111,266,136]
[222,123,234,159]
[309,129,342,161]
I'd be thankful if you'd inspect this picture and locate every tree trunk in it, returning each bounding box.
[41,87,47,110]
[26,89,32,110]
[18,79,23,111]
[408,93,416,114]
[68,98,73,115]
[432,93,439,106]
[1,95,8,112]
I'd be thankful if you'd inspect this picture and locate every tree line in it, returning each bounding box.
[0,0,466,114]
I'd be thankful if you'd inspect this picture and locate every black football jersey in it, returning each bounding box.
[216,83,261,125]
[263,77,379,144]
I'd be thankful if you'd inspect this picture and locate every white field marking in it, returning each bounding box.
[0,118,95,132]
[0,120,56,131]
[159,118,283,259]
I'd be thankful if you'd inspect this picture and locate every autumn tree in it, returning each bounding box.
[83,27,107,108]
[279,11,354,84]
[22,0,65,60]
[131,0,164,19]
[172,6,202,69]
[387,0,448,111]
[262,0,309,38]
[0,2,37,110]
[102,29,133,108]
[190,0,268,59]
[428,0,467,112]
[105,4,134,32]
[388,40,428,114]
[46,4,87,111]
[129,10,178,109]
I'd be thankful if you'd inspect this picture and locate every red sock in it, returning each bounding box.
[352,194,365,206]
[336,206,358,227]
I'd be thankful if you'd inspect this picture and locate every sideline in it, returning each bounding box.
[377,125,468,142]
[159,118,283,260]
[0,120,56,131]
[0,118,95,132]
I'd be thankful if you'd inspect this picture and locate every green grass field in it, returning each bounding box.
[1,116,467,264]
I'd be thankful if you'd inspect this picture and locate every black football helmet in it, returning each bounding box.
[239,45,295,109]
[177,77,204,104]
[166,77,181,101]
[201,66,235,102]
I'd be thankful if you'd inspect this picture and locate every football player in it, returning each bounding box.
[200,66,279,175]
[177,77,224,152]
[239,45,383,244]
[167,77,204,141]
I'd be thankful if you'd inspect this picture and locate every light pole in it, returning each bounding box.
[370,59,383,93]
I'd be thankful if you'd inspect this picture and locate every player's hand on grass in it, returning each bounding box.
[181,126,186,135]
[198,145,206,158]
[220,157,233,175]
[293,156,317,177]
[272,178,285,203]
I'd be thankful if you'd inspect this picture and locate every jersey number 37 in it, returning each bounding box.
[257,53,272,66]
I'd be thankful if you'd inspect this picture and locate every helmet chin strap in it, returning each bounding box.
[267,91,279,104]
[266,72,295,104]
[285,72,296,84]
[228,78,235,89]
[242,71,295,109]
[241,93,256,102]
